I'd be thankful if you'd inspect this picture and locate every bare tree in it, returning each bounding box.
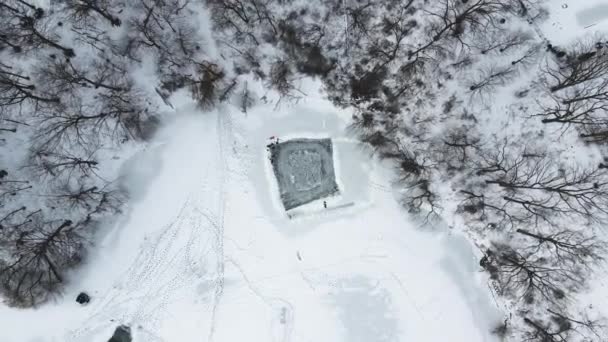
[462,141,608,226]
[27,148,99,180]
[543,40,608,93]
[189,62,227,109]
[0,171,32,205]
[533,38,608,145]
[484,242,583,305]
[410,0,509,59]
[36,56,130,96]
[124,0,201,70]
[468,64,517,99]
[0,208,38,246]
[580,126,608,145]
[0,63,60,107]
[207,0,278,46]
[50,179,124,214]
[69,24,113,54]
[475,29,534,55]
[536,75,608,133]
[268,58,295,98]
[344,1,375,49]
[0,1,75,57]
[522,308,605,342]
[64,0,122,27]
[435,124,481,173]
[364,1,418,72]
[0,206,27,235]
[32,80,156,151]
[516,228,606,269]
[0,214,86,307]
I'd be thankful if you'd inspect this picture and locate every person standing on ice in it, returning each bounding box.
[267,135,278,149]
[268,136,280,144]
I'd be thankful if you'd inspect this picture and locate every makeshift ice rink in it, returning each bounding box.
[267,137,339,211]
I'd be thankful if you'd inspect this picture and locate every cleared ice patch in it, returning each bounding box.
[270,138,339,210]
[328,276,399,342]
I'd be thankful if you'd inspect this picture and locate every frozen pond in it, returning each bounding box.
[576,3,608,27]
[0,80,504,342]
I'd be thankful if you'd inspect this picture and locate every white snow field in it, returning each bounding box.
[0,80,503,342]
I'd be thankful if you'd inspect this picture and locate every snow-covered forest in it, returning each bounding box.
[1,0,608,341]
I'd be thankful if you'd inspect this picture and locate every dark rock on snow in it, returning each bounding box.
[108,325,132,342]
[76,292,90,304]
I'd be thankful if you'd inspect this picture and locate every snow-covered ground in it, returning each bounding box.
[0,80,503,342]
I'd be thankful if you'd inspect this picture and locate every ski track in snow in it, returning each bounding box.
[68,201,211,340]
[207,110,228,342]
[209,110,297,342]
[66,113,227,342]
[226,258,295,342]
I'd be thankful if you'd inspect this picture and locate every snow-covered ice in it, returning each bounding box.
[0,81,503,341]
[576,4,608,27]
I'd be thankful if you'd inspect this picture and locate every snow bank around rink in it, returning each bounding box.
[541,0,608,45]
